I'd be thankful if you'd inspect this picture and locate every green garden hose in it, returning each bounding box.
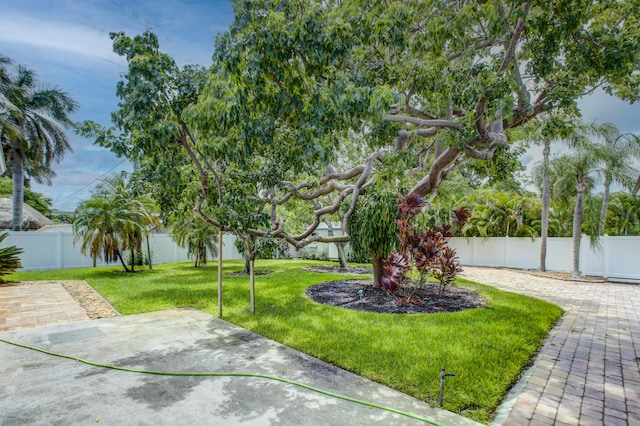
[0,337,448,426]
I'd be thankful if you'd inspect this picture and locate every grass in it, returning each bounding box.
[8,259,563,424]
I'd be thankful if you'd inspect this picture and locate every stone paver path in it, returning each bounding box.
[0,283,89,332]
[459,267,640,426]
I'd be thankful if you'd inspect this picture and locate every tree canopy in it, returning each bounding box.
[83,1,640,261]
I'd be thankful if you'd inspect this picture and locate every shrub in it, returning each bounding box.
[382,194,465,298]
[299,246,328,261]
[0,232,23,280]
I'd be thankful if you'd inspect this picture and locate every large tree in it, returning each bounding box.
[213,0,640,204]
[89,1,640,286]
[0,58,77,231]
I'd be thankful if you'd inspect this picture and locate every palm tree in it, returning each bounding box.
[170,214,218,267]
[0,56,21,148]
[73,173,159,272]
[0,59,77,230]
[549,136,613,279]
[529,113,575,271]
[73,195,124,268]
[588,123,640,236]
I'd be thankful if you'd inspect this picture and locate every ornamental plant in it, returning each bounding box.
[0,232,23,280]
[381,194,464,300]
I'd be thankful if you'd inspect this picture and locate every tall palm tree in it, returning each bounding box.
[0,59,77,230]
[588,123,640,236]
[0,57,20,146]
[529,113,575,271]
[549,136,612,279]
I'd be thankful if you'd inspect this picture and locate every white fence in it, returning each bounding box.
[1,231,243,271]
[448,235,640,281]
[3,229,639,281]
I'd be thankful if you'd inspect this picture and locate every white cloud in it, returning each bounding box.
[0,13,124,65]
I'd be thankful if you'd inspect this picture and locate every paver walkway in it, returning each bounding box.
[0,283,89,332]
[459,267,640,426]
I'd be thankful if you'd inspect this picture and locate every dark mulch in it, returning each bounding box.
[302,266,373,275]
[306,279,486,314]
[227,270,274,276]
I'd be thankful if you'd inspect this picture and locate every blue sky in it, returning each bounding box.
[1,1,639,212]
[1,0,234,212]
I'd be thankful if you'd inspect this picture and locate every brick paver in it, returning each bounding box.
[0,283,89,332]
[459,267,640,426]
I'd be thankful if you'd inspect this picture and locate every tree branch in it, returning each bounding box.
[409,146,461,197]
[498,2,531,74]
[385,114,463,130]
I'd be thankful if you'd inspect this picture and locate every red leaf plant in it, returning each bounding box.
[381,193,465,300]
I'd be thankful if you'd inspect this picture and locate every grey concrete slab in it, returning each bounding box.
[0,308,478,425]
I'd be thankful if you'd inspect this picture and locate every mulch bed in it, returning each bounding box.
[306,279,486,314]
[227,270,274,276]
[302,266,373,275]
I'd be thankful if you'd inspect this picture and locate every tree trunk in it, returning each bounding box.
[243,252,250,275]
[372,254,383,288]
[130,247,135,272]
[540,139,551,272]
[572,183,585,280]
[599,177,611,236]
[322,215,348,268]
[633,175,640,196]
[336,242,348,268]
[11,150,24,231]
[217,229,223,318]
[117,249,130,272]
[249,256,256,314]
[146,234,152,270]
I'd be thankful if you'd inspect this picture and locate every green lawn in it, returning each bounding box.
[8,259,562,424]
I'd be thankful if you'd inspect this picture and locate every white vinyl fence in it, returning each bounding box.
[448,235,640,282]
[1,231,243,271]
[3,229,639,281]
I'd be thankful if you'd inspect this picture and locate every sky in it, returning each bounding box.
[1,1,639,212]
[0,0,235,212]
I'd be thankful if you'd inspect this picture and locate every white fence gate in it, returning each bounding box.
[1,231,243,271]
